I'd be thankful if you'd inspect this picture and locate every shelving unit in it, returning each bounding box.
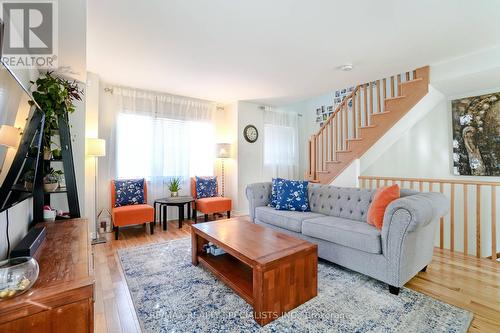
[33,112,80,222]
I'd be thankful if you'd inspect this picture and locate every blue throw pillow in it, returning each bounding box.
[196,176,217,198]
[268,178,284,208]
[114,179,145,207]
[275,179,310,212]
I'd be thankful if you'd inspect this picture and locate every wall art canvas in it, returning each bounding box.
[451,92,500,176]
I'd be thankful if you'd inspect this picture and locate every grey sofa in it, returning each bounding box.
[245,182,449,295]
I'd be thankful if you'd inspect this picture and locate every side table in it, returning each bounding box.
[154,196,194,230]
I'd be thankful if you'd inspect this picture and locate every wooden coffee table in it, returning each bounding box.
[191,218,318,326]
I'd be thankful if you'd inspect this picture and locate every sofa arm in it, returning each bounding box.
[383,192,449,234]
[245,182,272,221]
[381,192,449,286]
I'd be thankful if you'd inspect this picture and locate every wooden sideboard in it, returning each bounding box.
[0,219,94,332]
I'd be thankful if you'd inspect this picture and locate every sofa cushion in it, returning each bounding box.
[301,216,382,254]
[268,178,284,208]
[254,206,324,232]
[275,179,310,212]
[308,185,375,222]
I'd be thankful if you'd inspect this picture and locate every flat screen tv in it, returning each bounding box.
[0,61,43,212]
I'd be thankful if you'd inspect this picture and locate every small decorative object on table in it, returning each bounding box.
[0,257,39,300]
[168,177,181,197]
[43,168,63,192]
[23,169,35,191]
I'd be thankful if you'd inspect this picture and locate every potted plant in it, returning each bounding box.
[23,170,35,191]
[29,72,83,160]
[168,177,181,197]
[51,147,62,160]
[43,168,63,192]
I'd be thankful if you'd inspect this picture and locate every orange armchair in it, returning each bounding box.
[111,179,154,240]
[191,177,232,222]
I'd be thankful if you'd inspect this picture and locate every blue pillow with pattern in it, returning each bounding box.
[275,179,310,212]
[268,178,284,208]
[114,179,145,207]
[196,176,217,198]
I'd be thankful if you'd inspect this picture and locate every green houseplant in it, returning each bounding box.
[29,72,83,159]
[168,177,181,197]
[43,168,63,192]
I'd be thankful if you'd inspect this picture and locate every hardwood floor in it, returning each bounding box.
[93,217,500,333]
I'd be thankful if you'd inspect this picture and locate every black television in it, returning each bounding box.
[0,61,44,212]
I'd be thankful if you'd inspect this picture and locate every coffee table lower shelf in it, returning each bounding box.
[197,252,254,305]
[191,221,318,326]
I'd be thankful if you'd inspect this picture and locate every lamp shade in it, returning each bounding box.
[216,143,231,158]
[86,138,106,157]
[0,125,19,148]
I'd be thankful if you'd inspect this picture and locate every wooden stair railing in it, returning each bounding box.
[307,66,430,184]
[359,175,500,262]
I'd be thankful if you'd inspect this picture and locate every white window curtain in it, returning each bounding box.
[99,85,216,209]
[263,109,299,179]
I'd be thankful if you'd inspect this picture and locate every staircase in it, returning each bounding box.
[307,66,430,184]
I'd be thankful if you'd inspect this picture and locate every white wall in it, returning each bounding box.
[236,101,264,213]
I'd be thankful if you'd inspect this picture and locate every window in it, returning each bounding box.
[264,124,297,166]
[116,113,215,180]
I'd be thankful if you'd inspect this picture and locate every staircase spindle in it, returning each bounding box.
[390,76,395,97]
[464,185,469,255]
[492,186,497,261]
[476,184,481,258]
[363,84,368,126]
[450,183,455,251]
[351,96,357,139]
[369,82,373,117]
[439,183,444,249]
[376,80,381,113]
[397,74,401,96]
[344,105,349,146]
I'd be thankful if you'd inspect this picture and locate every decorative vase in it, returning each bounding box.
[43,182,59,192]
[43,148,52,161]
[0,257,39,301]
[170,191,179,197]
[24,181,33,191]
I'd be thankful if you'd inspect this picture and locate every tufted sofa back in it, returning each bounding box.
[308,184,419,222]
[309,185,375,222]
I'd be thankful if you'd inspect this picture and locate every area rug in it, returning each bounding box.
[117,238,472,332]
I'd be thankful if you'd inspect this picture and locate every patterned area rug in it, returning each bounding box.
[118,238,472,332]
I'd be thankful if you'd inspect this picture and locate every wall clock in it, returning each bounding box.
[243,125,258,143]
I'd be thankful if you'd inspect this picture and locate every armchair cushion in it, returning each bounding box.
[112,204,154,227]
[195,197,231,214]
[114,178,145,207]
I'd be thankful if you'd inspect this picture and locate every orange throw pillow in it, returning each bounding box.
[367,184,400,230]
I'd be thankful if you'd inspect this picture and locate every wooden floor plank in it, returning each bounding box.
[93,217,500,332]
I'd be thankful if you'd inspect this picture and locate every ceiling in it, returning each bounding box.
[87,0,500,105]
